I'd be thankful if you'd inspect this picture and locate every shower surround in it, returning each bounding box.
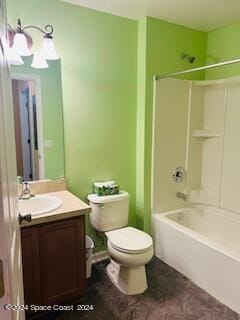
[152,76,240,313]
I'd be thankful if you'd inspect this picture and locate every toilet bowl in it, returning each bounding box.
[88,191,153,295]
[106,227,153,295]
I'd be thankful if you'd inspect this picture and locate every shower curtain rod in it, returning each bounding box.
[155,57,240,80]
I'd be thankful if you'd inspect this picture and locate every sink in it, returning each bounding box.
[19,195,63,216]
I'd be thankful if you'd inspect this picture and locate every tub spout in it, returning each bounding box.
[176,192,187,201]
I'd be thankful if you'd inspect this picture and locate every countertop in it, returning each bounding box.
[20,190,91,228]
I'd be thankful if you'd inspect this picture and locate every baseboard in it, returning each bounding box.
[92,250,109,264]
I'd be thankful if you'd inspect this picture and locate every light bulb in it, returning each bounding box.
[6,45,24,65]
[31,52,49,69]
[41,36,59,60]
[12,32,31,56]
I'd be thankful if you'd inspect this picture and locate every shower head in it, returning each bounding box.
[181,52,195,64]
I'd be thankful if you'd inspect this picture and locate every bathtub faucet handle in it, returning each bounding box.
[172,167,185,183]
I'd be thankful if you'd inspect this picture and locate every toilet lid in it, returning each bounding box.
[106,227,153,253]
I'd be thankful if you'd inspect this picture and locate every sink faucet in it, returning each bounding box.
[176,192,187,201]
[19,182,35,200]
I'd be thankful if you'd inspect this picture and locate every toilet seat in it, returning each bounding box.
[106,227,153,254]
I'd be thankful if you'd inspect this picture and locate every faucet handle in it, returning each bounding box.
[172,167,185,183]
[18,213,32,225]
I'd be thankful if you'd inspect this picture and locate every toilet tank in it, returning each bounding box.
[87,191,129,232]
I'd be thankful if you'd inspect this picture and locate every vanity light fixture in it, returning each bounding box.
[7,18,59,69]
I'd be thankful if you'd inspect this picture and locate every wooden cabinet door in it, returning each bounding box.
[38,217,86,305]
[21,228,41,305]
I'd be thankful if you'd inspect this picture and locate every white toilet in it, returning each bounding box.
[87,191,153,295]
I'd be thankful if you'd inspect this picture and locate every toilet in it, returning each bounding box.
[87,191,153,295]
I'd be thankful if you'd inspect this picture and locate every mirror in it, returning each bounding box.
[10,56,64,181]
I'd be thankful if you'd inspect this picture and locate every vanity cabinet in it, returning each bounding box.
[21,215,86,307]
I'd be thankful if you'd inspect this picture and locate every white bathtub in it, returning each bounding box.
[152,206,240,314]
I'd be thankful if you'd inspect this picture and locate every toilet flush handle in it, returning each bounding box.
[91,201,104,208]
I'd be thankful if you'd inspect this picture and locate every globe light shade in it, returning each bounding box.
[41,37,59,60]
[31,53,49,69]
[7,46,24,65]
[12,32,31,56]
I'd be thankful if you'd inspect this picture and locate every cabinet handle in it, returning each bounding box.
[19,213,32,225]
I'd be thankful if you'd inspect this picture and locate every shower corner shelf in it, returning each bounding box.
[192,130,223,138]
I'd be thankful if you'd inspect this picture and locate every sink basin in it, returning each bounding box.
[19,195,63,216]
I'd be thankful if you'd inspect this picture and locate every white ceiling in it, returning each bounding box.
[61,0,240,32]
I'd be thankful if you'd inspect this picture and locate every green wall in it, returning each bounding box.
[206,21,240,79]
[137,17,207,231]
[11,57,65,180]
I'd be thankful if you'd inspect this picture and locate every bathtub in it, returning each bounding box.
[152,206,240,314]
